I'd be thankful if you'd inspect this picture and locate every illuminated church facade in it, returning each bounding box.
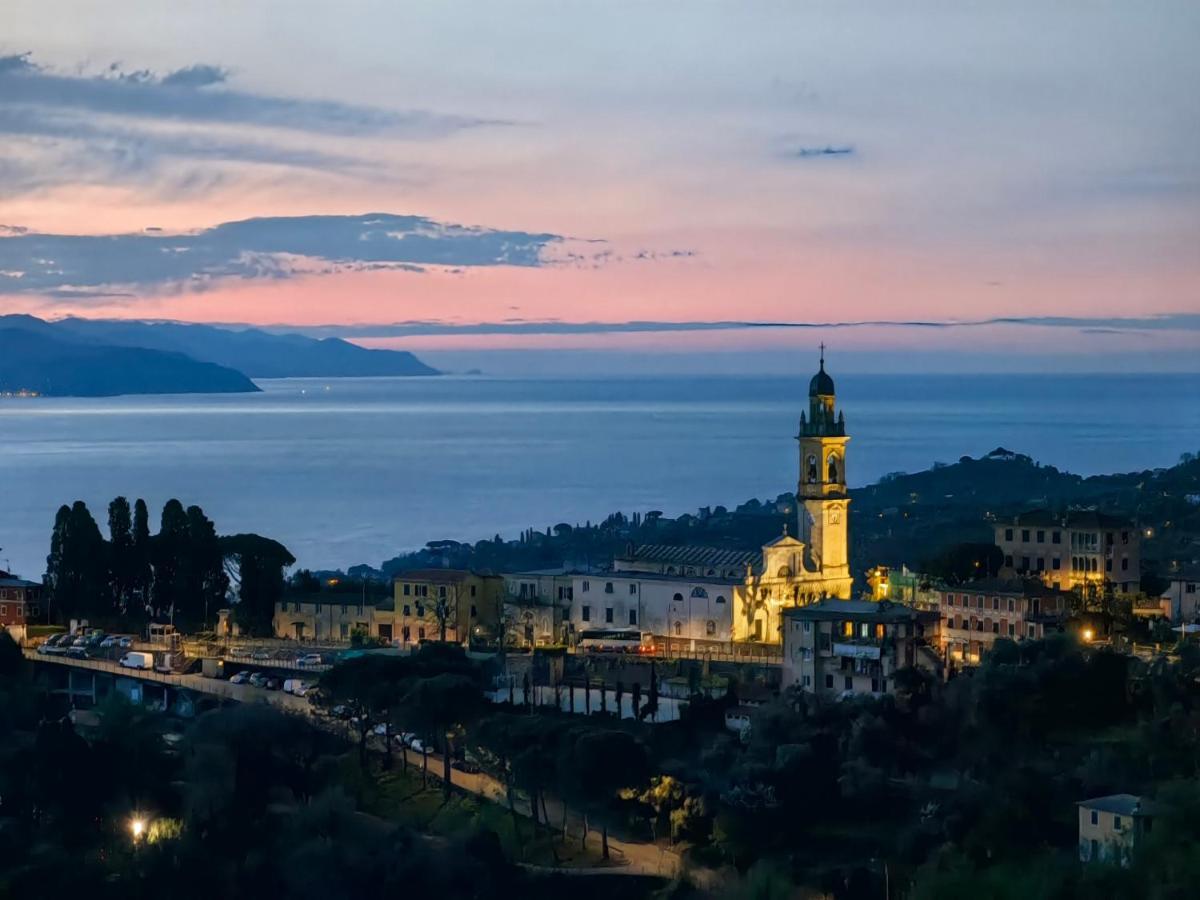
[733,351,854,643]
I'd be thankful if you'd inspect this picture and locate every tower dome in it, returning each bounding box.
[809,345,834,396]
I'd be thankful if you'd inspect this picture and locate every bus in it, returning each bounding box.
[576,629,656,654]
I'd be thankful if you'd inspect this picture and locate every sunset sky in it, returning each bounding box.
[1,1,1197,372]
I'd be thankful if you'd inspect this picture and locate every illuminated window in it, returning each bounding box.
[843,621,853,637]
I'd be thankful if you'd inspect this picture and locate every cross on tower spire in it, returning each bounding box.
[819,342,826,369]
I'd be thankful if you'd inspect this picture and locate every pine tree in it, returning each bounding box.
[131,499,152,614]
[108,497,134,614]
[152,499,189,621]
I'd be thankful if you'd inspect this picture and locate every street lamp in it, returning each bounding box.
[129,816,147,842]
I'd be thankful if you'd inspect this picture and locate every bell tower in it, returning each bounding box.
[797,346,850,585]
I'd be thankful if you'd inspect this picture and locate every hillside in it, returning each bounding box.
[359,448,1200,585]
[0,326,260,397]
[50,317,440,378]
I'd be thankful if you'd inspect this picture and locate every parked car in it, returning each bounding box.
[118,636,134,649]
[248,673,269,688]
[99,636,117,649]
[296,653,324,667]
[38,634,68,654]
[264,677,282,691]
[71,635,89,648]
[283,679,310,695]
[229,671,250,685]
[251,649,271,661]
[119,651,154,670]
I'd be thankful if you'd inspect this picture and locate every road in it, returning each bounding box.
[29,649,683,878]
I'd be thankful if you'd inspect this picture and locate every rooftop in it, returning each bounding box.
[784,599,939,624]
[1078,794,1159,817]
[0,576,41,589]
[1003,509,1134,530]
[618,544,758,570]
[943,577,1072,598]
[585,570,742,586]
[393,568,477,584]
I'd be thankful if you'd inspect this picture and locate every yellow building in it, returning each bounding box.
[273,595,379,642]
[390,569,504,647]
[734,352,855,644]
[1078,794,1158,866]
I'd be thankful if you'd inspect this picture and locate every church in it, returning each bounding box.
[733,350,854,643]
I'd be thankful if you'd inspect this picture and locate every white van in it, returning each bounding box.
[120,651,154,670]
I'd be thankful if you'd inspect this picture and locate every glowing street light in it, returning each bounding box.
[129,816,147,842]
[1081,627,1095,643]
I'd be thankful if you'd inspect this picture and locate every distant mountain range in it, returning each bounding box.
[0,315,439,397]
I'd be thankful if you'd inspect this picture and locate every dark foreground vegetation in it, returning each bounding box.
[5,627,1200,897]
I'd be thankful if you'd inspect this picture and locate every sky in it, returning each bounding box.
[0,0,1198,373]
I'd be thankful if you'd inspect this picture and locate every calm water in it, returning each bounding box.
[0,373,1196,578]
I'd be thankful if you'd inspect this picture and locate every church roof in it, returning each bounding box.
[763,533,805,549]
[621,544,758,570]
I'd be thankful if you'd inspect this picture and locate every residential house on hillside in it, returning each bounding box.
[994,509,1140,593]
[781,599,942,697]
[0,571,44,642]
[939,576,1071,665]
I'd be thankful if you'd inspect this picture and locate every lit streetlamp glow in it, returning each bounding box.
[129,817,146,841]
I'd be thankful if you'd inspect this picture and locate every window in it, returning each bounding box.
[716,595,726,604]
[992,621,999,634]
[582,580,590,593]
[416,603,424,617]
[1021,556,1030,571]
[842,621,853,637]
[1036,558,1045,572]
[824,674,834,689]
[605,582,614,594]
[403,605,411,616]
[30,606,38,617]
[976,620,984,632]
[803,620,811,633]
[1021,529,1030,542]
[691,587,708,599]
[605,607,614,623]
[1090,810,1098,825]
[874,623,885,639]
[1005,555,1014,568]
[976,595,984,609]
[339,623,349,639]
[470,585,477,597]
[1090,839,1099,860]
[1105,559,1112,573]
[1007,598,1015,612]
[1121,558,1129,571]
[1051,558,1061,571]
[844,676,853,691]
[706,620,716,636]
[1005,528,1014,541]
[992,596,1000,610]
[581,605,591,622]
[341,603,348,615]
[1113,815,1122,831]
[947,616,955,630]
[418,627,425,640]
[421,585,429,597]
[629,583,637,595]
[629,609,637,626]
[1036,530,1045,543]
[439,586,447,598]
[673,593,684,603]
[1052,530,1061,544]
[673,622,682,636]
[1008,623,1015,637]
[470,605,477,618]
[403,583,411,596]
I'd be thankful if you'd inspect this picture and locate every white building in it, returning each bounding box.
[569,571,737,649]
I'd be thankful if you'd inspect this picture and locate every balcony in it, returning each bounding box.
[832,640,882,660]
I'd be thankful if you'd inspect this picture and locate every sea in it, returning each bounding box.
[0,373,1197,579]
